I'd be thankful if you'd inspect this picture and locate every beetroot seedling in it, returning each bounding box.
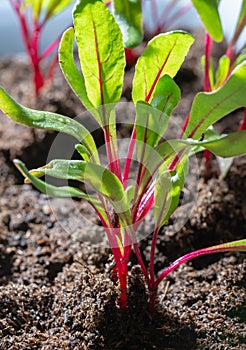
[0,0,245,310]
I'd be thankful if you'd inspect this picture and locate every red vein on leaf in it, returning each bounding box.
[188,87,242,139]
[145,42,176,102]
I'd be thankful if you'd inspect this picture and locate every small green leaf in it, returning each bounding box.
[137,140,188,196]
[135,75,180,163]
[0,86,99,163]
[112,0,143,48]
[73,0,125,114]
[214,55,230,89]
[233,48,246,68]
[43,0,74,19]
[132,31,194,103]
[184,62,246,139]
[75,144,90,162]
[154,156,188,228]
[191,0,223,42]
[22,0,42,18]
[150,75,181,113]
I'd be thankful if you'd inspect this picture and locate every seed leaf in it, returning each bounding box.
[14,159,101,205]
[31,159,131,217]
[132,31,194,103]
[112,0,143,48]
[0,87,99,163]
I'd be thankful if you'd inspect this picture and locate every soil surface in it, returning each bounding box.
[0,28,245,349]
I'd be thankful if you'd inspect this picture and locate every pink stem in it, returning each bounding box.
[40,36,61,60]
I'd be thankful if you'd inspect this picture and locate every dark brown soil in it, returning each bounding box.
[0,28,245,349]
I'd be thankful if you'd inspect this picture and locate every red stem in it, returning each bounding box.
[204,33,213,92]
[226,12,246,60]
[240,108,246,130]
[154,245,243,289]
[123,127,136,188]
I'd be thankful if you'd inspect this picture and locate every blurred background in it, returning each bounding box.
[0,0,245,57]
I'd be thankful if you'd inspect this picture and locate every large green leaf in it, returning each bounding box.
[184,62,246,140]
[191,0,223,42]
[59,27,101,123]
[73,0,125,116]
[194,130,246,157]
[0,87,99,163]
[132,31,194,103]
[112,0,143,48]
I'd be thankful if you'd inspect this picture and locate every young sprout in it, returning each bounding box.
[0,0,245,310]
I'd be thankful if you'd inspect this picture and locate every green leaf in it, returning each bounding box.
[73,0,125,115]
[22,0,42,18]
[191,0,223,42]
[233,47,246,68]
[135,75,180,163]
[154,155,188,228]
[150,75,181,113]
[214,55,230,89]
[112,0,143,48]
[137,140,189,196]
[132,31,194,103]
[42,0,74,19]
[14,159,101,205]
[198,130,246,157]
[204,239,246,253]
[32,159,132,217]
[59,28,94,112]
[0,86,99,163]
[75,144,90,162]
[184,62,246,140]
